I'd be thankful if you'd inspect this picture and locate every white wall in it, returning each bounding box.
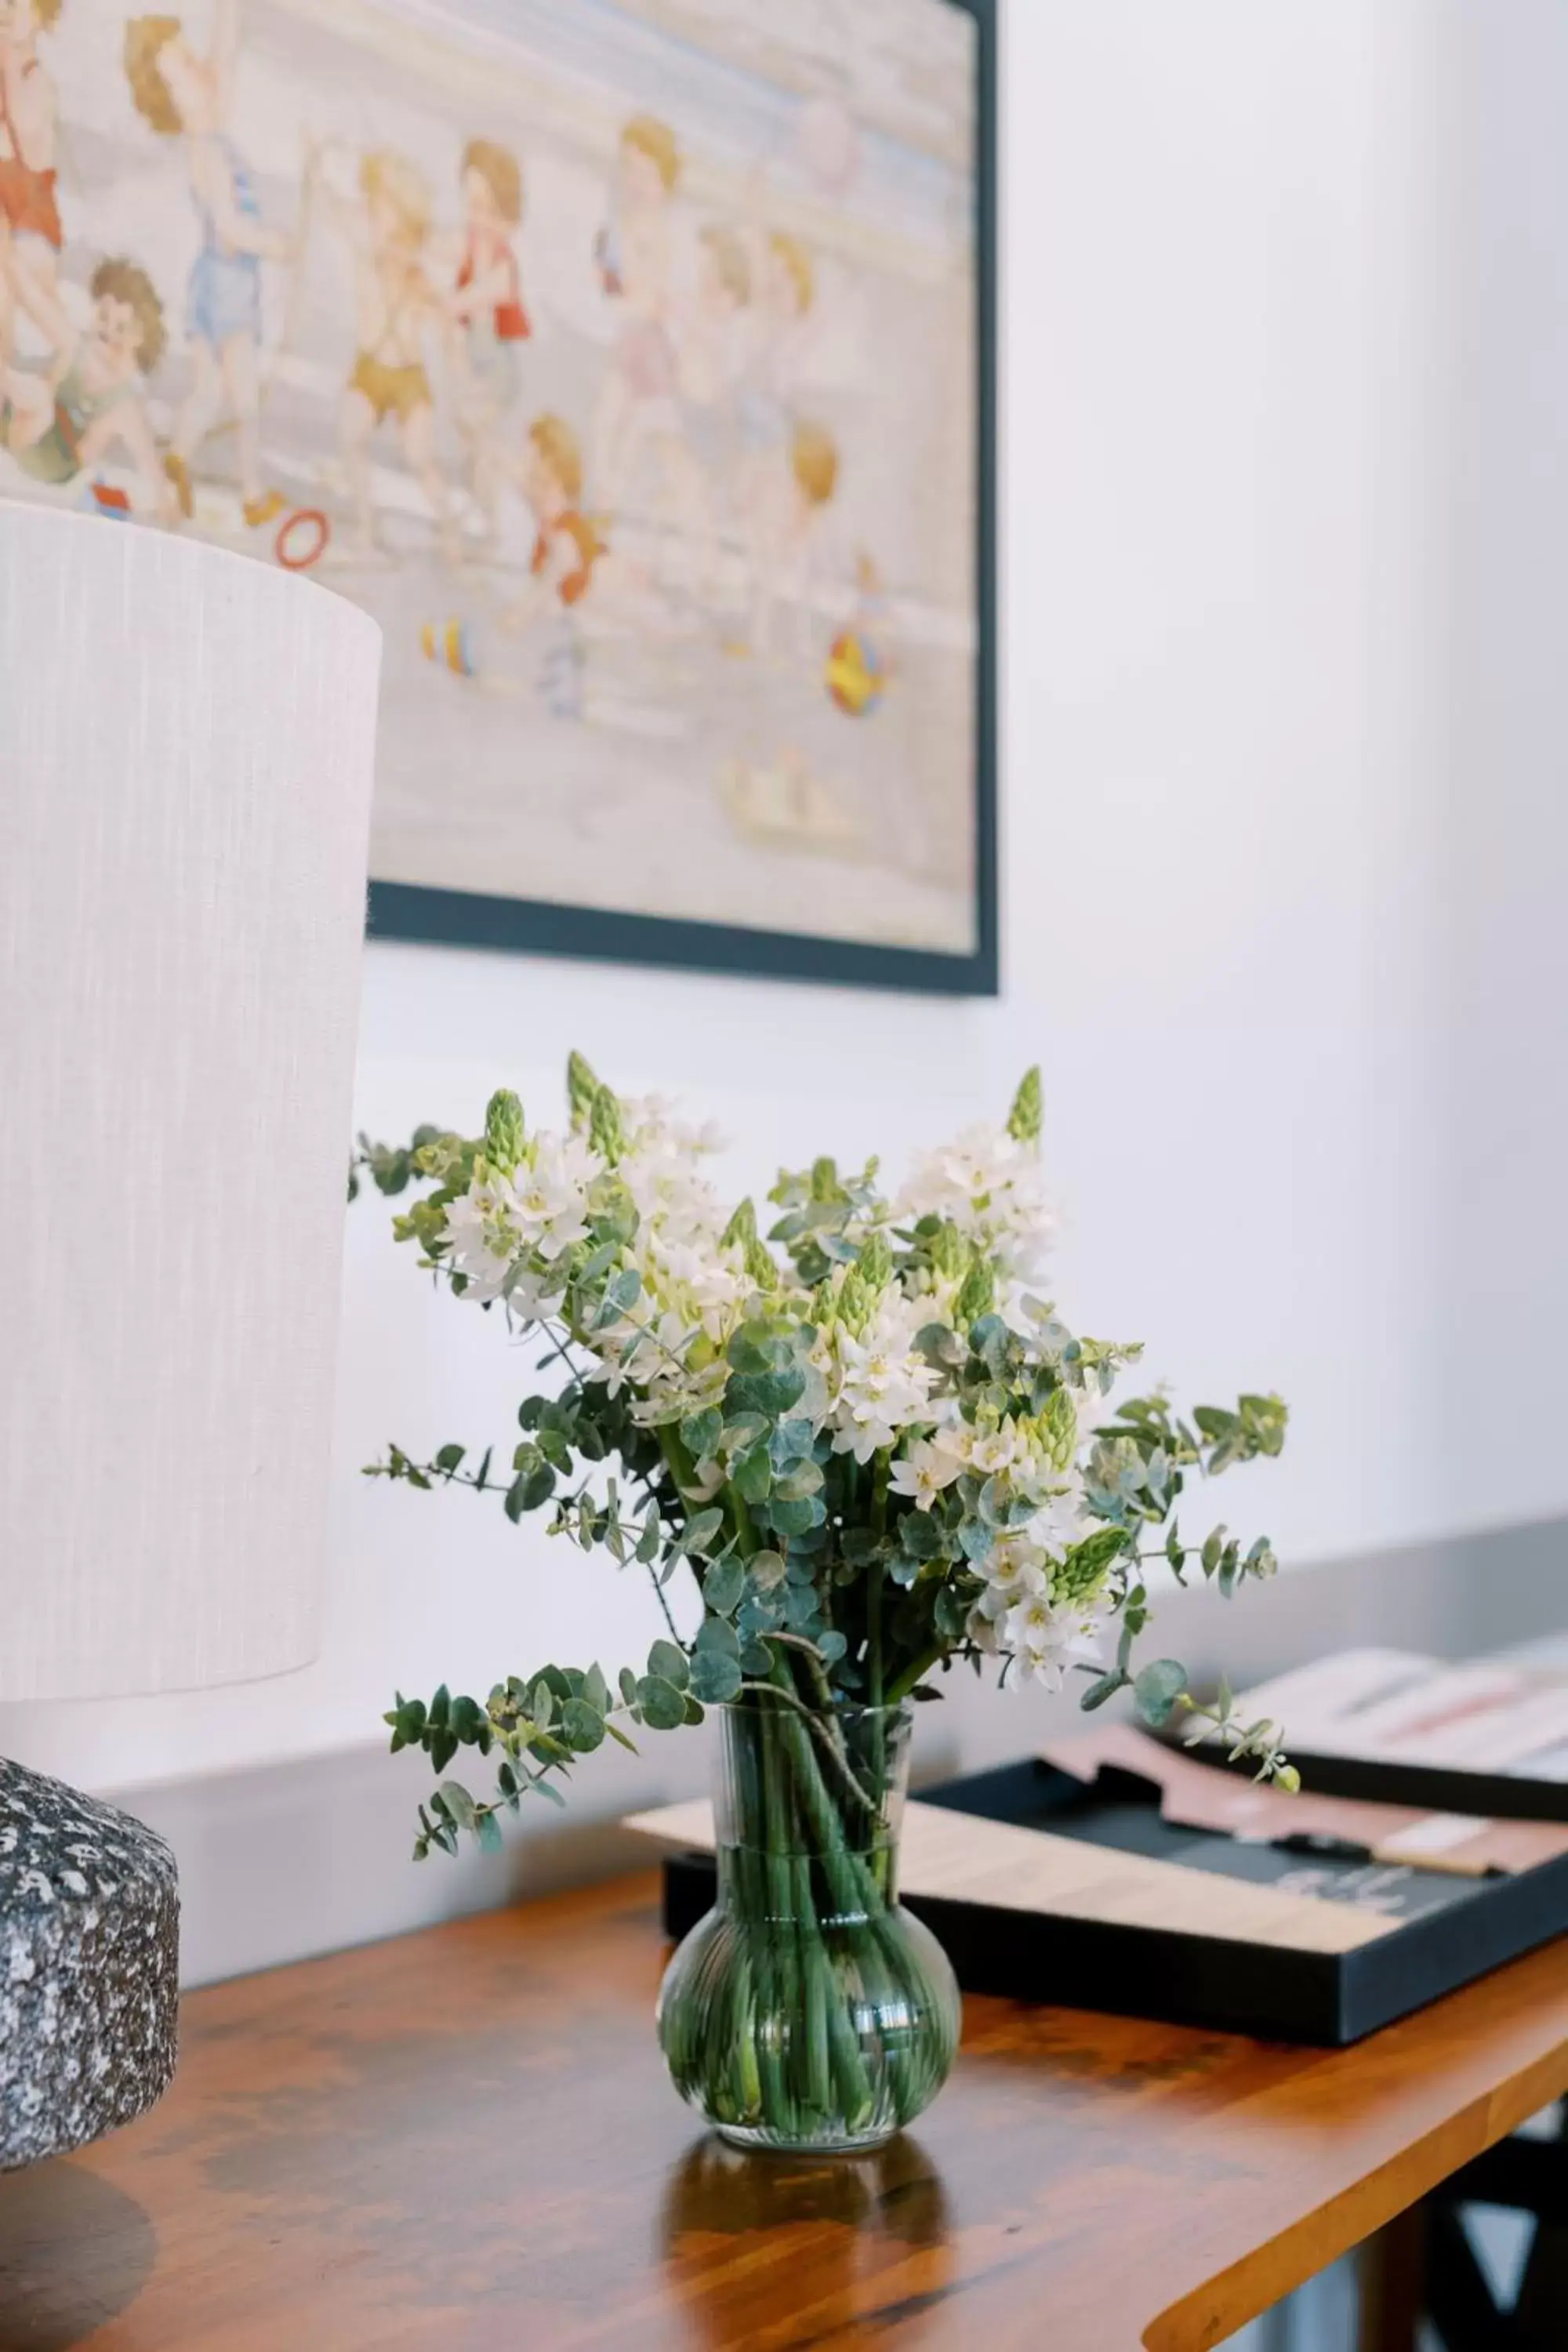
[1444,0,1568,1534]
[8,2,1560,1804]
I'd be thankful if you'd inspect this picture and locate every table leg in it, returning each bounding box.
[1358,2202,1425,2352]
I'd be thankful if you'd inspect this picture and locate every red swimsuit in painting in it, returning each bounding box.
[0,59,61,249]
[530,512,604,608]
[456,230,530,343]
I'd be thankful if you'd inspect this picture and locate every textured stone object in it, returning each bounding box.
[0,1759,179,2169]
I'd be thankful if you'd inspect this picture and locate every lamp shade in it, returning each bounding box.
[0,506,380,1700]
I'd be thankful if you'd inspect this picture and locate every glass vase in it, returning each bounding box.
[656,1697,960,2153]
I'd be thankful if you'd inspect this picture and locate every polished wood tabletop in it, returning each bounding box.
[0,1871,1563,2352]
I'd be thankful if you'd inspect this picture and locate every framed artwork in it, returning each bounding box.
[0,0,996,993]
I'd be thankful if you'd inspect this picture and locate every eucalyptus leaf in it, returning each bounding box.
[647,1639,690,1690]
[733,1444,773,1504]
[676,1507,725,1559]
[702,1554,746,1617]
[680,1407,722,1460]
[899,1510,942,1562]
[688,1650,742,1704]
[437,1780,476,1829]
[695,1614,741,1661]
[637,1674,687,1730]
[560,1697,606,1753]
[766,1494,825,1538]
[1133,1659,1189,1728]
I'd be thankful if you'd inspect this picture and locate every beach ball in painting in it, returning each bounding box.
[826,629,885,717]
[421,616,477,678]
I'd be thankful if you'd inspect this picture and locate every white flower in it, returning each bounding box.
[1027,1485,1091,1554]
[511,1132,601,1258]
[502,1262,571,1319]
[441,1130,601,1305]
[621,1094,728,1161]
[1000,1593,1104,1691]
[588,1305,698,1397]
[640,1232,748,1342]
[887,1436,964,1511]
[607,1102,762,1354]
[965,1424,1018,1476]
[441,1179,525,1304]
[976,1535,1049,1621]
[965,1602,1002,1657]
[896,1120,1056,1279]
[619,1106,728,1253]
[902,1261,964,1326]
[829,1290,940,1462]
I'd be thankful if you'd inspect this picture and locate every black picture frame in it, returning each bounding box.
[368,0,999,997]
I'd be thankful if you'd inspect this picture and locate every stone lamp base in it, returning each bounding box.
[0,1759,180,2169]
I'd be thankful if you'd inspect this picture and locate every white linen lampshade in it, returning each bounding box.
[0,505,381,1700]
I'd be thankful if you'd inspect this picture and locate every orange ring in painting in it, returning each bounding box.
[276,508,330,571]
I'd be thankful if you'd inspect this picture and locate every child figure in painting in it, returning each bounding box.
[668,221,749,602]
[499,412,604,717]
[736,230,814,451]
[591,113,681,515]
[0,253,176,518]
[445,136,528,547]
[0,0,64,371]
[311,144,456,561]
[735,229,823,652]
[748,415,838,659]
[680,224,750,426]
[124,2,289,528]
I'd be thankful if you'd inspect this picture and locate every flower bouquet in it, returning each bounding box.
[359,1058,1290,2151]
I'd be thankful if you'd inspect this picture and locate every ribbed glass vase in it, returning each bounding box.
[656,1697,960,2152]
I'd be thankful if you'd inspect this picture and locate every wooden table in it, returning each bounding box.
[1,1871,1563,2352]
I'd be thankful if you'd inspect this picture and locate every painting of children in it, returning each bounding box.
[0,0,994,993]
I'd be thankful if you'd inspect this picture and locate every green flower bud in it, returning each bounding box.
[1038,1382,1078,1472]
[566,1051,602,1132]
[722,1197,758,1250]
[956,1254,996,1325]
[393,1198,451,1257]
[1051,1541,1112,1608]
[836,1266,872,1334]
[484,1089,525,1173]
[1007,1065,1044,1145]
[744,1236,779,1292]
[412,1131,459,1178]
[857,1229,893,1290]
[929,1221,968,1279]
[589,1085,624,1165]
[810,1155,840,1202]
